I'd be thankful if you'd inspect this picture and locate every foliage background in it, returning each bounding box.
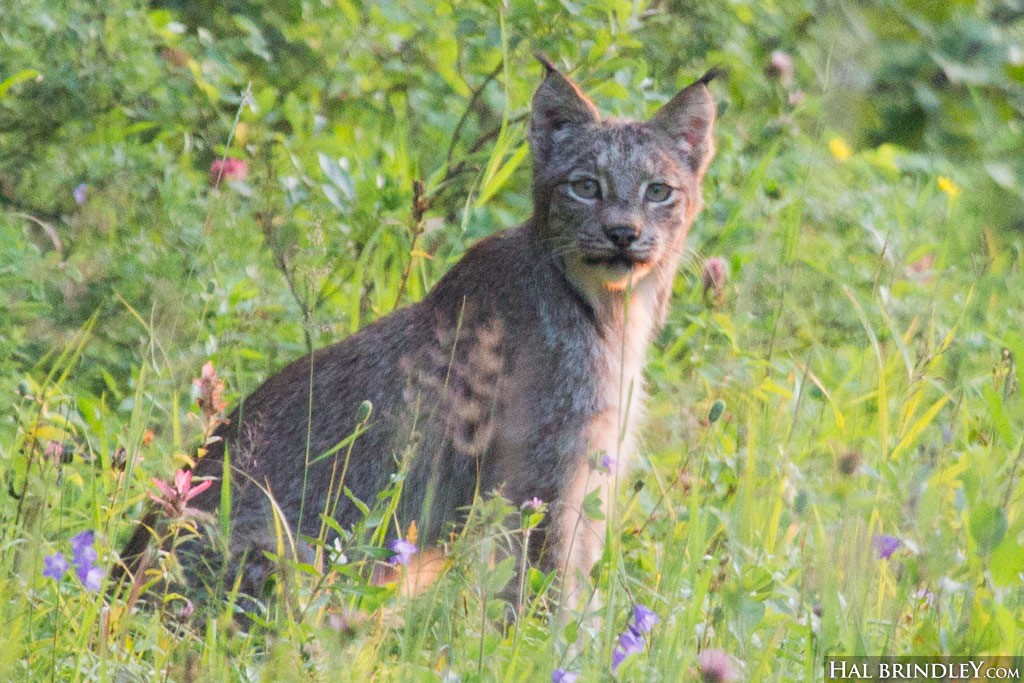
[1,0,1023,680]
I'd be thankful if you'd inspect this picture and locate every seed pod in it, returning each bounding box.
[356,400,373,424]
[708,399,726,424]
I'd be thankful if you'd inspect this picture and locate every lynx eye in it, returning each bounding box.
[644,183,674,203]
[568,178,601,200]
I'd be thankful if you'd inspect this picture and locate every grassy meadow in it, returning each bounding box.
[2,0,1024,680]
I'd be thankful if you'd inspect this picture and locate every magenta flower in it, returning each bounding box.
[73,183,88,205]
[873,534,900,560]
[388,538,418,566]
[209,157,249,186]
[150,469,214,520]
[522,497,544,511]
[552,669,579,683]
[43,552,69,580]
[697,649,738,683]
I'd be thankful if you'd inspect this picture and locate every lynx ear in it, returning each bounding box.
[650,69,720,177]
[528,56,600,165]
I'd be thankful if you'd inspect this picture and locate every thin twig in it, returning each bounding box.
[392,179,429,309]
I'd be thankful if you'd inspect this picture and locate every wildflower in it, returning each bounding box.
[150,469,214,519]
[552,669,579,683]
[73,183,88,205]
[79,564,104,592]
[522,497,544,511]
[43,552,69,580]
[70,531,97,566]
[44,440,66,463]
[828,136,853,162]
[873,534,900,560]
[611,603,659,672]
[70,530,104,591]
[632,604,659,634]
[193,361,227,417]
[611,648,627,673]
[697,649,738,683]
[600,452,616,473]
[767,50,794,86]
[209,157,249,186]
[388,538,418,566]
[701,257,727,304]
[937,175,960,198]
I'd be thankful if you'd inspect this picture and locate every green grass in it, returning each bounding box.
[3,0,1024,680]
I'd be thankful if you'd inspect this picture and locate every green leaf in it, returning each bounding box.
[990,539,1024,587]
[582,487,605,520]
[0,70,41,99]
[969,503,1007,556]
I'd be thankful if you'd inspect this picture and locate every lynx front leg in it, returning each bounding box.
[549,461,613,621]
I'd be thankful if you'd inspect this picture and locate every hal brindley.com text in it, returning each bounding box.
[825,657,1022,681]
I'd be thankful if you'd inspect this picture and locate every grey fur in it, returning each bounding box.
[139,63,717,609]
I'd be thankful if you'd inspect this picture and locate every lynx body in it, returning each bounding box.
[126,60,717,610]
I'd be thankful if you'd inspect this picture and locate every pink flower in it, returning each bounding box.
[193,361,227,417]
[767,51,794,86]
[209,157,249,186]
[702,257,727,303]
[150,469,213,519]
[697,649,739,683]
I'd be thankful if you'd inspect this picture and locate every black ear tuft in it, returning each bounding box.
[649,71,718,177]
[533,52,559,76]
[528,61,600,166]
[694,66,727,87]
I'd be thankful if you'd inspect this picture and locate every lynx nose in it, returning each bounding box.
[604,224,640,249]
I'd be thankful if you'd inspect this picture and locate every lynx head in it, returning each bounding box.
[528,58,717,296]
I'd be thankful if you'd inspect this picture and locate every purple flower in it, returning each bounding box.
[600,452,616,472]
[71,531,97,567]
[552,669,579,683]
[73,183,88,205]
[388,538,418,566]
[873,534,900,560]
[70,530,104,591]
[611,603,660,672]
[522,497,544,511]
[79,565,104,592]
[612,625,644,672]
[619,626,643,654]
[611,648,627,673]
[633,604,659,634]
[43,552,68,580]
[697,649,738,683]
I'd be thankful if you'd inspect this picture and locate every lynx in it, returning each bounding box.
[120,57,718,613]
